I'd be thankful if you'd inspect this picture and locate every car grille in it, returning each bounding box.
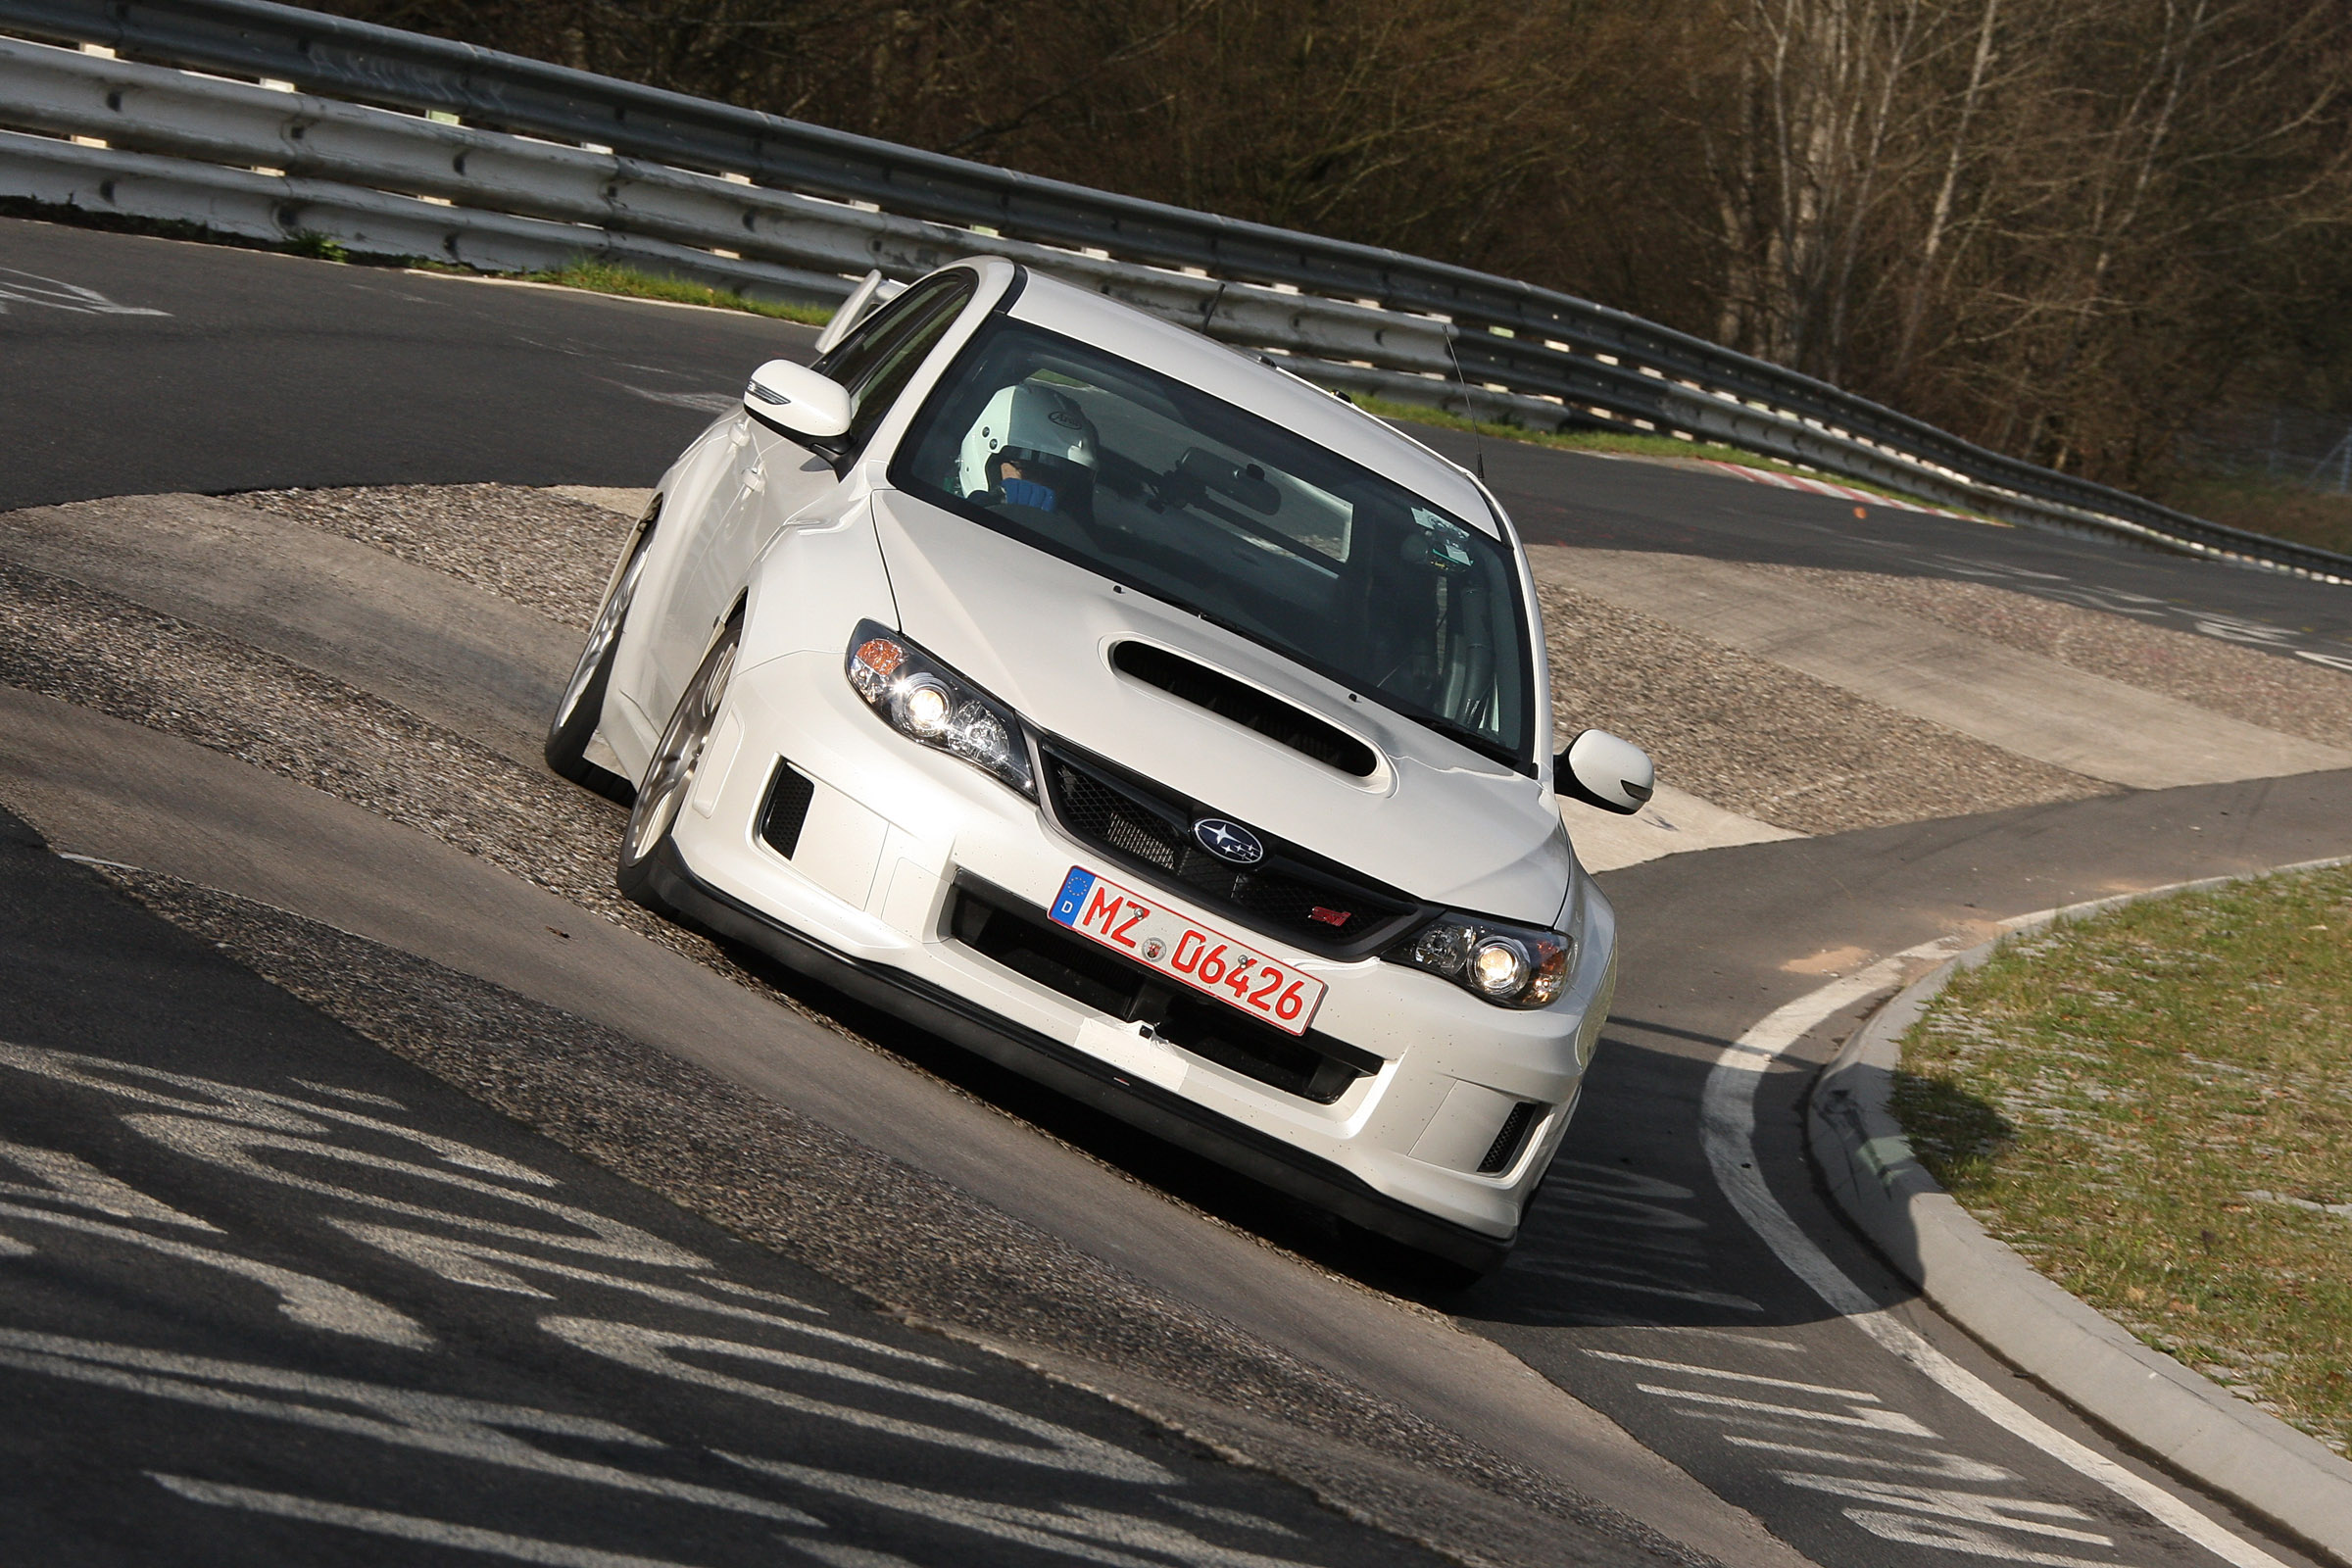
[1036,740,1426,958]
[949,880,1382,1104]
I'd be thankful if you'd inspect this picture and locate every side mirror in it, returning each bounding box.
[1555,728,1653,815]
[744,359,853,440]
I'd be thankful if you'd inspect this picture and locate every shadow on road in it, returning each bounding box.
[694,918,1909,1339]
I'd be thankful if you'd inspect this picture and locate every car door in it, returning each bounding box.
[645,272,979,720]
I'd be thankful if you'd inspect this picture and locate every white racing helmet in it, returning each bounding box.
[956,382,1099,518]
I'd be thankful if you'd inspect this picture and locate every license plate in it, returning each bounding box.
[1049,866,1325,1036]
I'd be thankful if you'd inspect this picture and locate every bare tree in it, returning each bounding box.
[308,0,2352,495]
[1701,0,1940,379]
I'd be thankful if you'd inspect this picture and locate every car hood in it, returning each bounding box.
[871,489,1571,926]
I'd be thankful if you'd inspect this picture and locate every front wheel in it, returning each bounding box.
[616,615,740,909]
[546,508,659,800]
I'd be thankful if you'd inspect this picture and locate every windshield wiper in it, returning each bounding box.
[1127,581,1268,648]
[1390,707,1519,768]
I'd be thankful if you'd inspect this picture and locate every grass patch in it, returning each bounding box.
[1349,393,1981,518]
[2163,474,2352,559]
[1894,864,2352,1453]
[523,260,834,324]
[286,230,350,263]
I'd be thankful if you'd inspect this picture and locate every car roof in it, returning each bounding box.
[999,267,1502,537]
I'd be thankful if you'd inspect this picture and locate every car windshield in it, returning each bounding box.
[890,318,1533,766]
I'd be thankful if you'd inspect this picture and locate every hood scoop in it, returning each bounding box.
[1110,641,1379,778]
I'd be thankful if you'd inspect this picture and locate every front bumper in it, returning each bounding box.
[639,836,1525,1270]
[652,649,1616,1269]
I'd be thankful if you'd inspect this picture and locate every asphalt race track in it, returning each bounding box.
[8,216,2349,669]
[0,808,1446,1567]
[8,214,2352,1568]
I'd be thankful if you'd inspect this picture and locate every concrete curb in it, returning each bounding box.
[1807,871,2352,1567]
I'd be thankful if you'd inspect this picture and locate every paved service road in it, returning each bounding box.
[0,805,1446,1568]
[8,213,2352,1568]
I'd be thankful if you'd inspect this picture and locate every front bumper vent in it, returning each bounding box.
[1478,1101,1540,1174]
[759,760,817,858]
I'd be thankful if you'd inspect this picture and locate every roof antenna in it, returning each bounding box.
[1444,323,1490,483]
[1200,278,1229,337]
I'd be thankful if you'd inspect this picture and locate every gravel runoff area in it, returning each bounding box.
[1892,865,2352,1458]
[227,483,636,630]
[228,482,2132,839]
[86,868,1709,1568]
[1532,575,2116,835]
[1755,562,2352,753]
[0,554,662,948]
[217,478,2250,844]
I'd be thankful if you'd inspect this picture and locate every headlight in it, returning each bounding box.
[845,620,1034,797]
[1388,911,1572,1009]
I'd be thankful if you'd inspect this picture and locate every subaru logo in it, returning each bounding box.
[1193,817,1264,865]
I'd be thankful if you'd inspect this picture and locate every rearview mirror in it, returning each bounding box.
[1175,448,1281,514]
[744,359,853,440]
[1556,728,1653,815]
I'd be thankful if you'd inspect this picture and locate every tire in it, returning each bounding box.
[616,615,741,910]
[545,509,659,801]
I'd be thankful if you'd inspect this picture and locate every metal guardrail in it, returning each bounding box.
[1,0,2344,584]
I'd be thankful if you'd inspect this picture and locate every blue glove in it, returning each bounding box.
[1001,477,1058,511]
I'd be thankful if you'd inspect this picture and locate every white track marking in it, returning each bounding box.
[1636,1384,1939,1436]
[57,852,145,871]
[0,270,169,316]
[1583,1350,1879,1400]
[288,1079,407,1109]
[726,1454,1316,1568]
[8,1330,824,1526]
[1701,933,2291,1568]
[334,1226,884,1354]
[124,1112,702,1267]
[1845,1508,2128,1566]
[151,1474,715,1566]
[1721,1434,2018,1483]
[1775,1473,2110,1544]
[0,1138,219,1229]
[0,1200,429,1348]
[546,1317,1174,1483]
[1642,1325,1809,1353]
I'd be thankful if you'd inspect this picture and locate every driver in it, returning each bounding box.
[957,382,1100,520]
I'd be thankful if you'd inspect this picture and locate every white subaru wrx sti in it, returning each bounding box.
[547,257,1652,1275]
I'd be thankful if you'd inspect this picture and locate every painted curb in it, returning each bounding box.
[1808,906,2352,1566]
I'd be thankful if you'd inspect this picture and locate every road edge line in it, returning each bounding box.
[1800,858,2352,1568]
[1705,933,2300,1568]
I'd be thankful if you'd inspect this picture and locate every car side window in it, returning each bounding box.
[811,272,976,457]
